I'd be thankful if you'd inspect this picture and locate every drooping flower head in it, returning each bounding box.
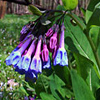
[5,13,69,82]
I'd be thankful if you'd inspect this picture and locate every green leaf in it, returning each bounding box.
[86,66,100,95]
[53,65,71,86]
[28,5,42,16]
[40,92,56,100]
[64,15,99,70]
[56,5,66,11]
[35,74,50,97]
[87,3,100,28]
[86,0,100,23]
[74,53,100,95]
[70,69,95,100]
[80,8,86,17]
[89,26,100,48]
[49,74,65,100]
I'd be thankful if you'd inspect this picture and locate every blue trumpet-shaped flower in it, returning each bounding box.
[53,48,68,66]
[5,36,32,66]
[30,36,42,73]
[16,38,36,72]
[53,23,68,66]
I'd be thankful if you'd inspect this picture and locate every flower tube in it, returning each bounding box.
[20,38,36,71]
[53,23,68,66]
[6,36,32,66]
[30,36,42,73]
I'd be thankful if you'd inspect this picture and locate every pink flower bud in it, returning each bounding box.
[49,32,57,49]
[41,43,49,62]
[45,24,56,37]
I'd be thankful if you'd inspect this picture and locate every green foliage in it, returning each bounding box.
[28,4,42,16]
[70,69,95,100]
[1,0,100,100]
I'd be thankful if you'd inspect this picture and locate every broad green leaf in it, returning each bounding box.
[53,65,71,86]
[49,74,72,100]
[49,74,65,100]
[35,74,50,97]
[28,5,42,16]
[64,15,100,76]
[70,69,95,100]
[74,53,100,95]
[40,92,56,100]
[64,15,91,59]
[87,3,100,28]
[86,0,100,23]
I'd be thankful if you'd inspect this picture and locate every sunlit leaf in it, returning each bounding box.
[28,5,42,16]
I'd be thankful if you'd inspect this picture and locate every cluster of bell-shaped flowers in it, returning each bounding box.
[5,21,68,81]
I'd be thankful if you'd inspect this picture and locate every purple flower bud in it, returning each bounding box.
[49,32,57,49]
[30,36,42,73]
[20,24,30,34]
[45,24,56,37]
[52,45,57,60]
[41,43,49,62]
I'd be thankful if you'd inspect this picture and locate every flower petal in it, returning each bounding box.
[30,57,42,73]
[42,57,51,69]
[21,56,31,71]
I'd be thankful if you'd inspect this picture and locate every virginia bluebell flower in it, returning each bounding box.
[53,23,68,66]
[30,36,42,73]
[6,36,32,66]
[21,39,36,71]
